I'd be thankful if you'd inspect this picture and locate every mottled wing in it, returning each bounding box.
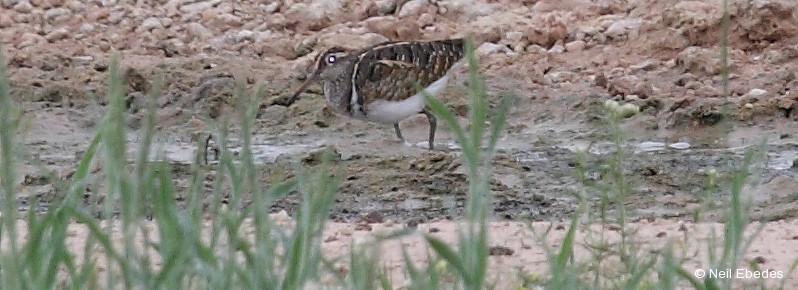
[351,39,465,114]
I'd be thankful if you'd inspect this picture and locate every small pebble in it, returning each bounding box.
[746,88,767,97]
[668,142,691,150]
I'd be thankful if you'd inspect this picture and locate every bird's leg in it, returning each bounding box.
[203,134,212,164]
[394,123,405,142]
[422,108,437,150]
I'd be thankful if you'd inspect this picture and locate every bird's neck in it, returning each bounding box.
[323,78,354,115]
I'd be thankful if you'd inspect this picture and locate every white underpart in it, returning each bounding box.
[350,62,362,114]
[364,75,450,124]
[350,88,361,114]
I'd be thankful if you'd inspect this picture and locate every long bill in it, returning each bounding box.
[287,71,319,105]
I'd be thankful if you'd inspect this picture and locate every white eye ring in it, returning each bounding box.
[326,55,336,63]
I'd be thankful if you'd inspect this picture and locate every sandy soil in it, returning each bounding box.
[2,0,798,287]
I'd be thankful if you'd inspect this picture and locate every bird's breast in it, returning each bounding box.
[323,80,353,116]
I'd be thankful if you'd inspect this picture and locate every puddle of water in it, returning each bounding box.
[411,140,462,151]
[637,141,665,152]
[668,142,691,150]
[404,198,430,210]
[363,196,459,212]
[767,151,797,170]
[516,151,550,162]
[232,143,321,163]
[130,142,322,164]
[38,154,76,163]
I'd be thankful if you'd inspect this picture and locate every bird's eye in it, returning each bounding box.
[326,55,336,64]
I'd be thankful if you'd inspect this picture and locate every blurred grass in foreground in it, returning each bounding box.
[0,21,794,290]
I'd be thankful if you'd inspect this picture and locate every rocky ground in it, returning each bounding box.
[2,0,798,287]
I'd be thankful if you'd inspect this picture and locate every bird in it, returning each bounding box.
[287,38,466,150]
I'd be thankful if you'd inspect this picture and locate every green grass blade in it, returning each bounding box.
[424,235,467,281]
[486,96,512,152]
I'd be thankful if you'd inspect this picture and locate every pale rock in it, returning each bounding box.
[293,36,317,57]
[364,15,419,40]
[668,142,691,150]
[630,59,659,72]
[259,105,287,122]
[624,94,640,101]
[504,31,524,43]
[547,71,577,83]
[2,0,19,8]
[200,9,217,23]
[400,25,421,40]
[477,42,511,55]
[234,29,255,42]
[398,0,428,17]
[270,210,292,223]
[638,141,665,152]
[17,32,43,48]
[548,40,565,53]
[574,25,600,40]
[423,25,436,33]
[241,21,257,31]
[284,1,344,31]
[216,13,242,27]
[215,1,235,14]
[526,44,546,54]
[375,0,396,14]
[261,2,279,14]
[86,7,109,21]
[65,0,83,11]
[17,40,37,49]
[44,6,67,18]
[186,22,213,40]
[663,59,677,69]
[531,0,594,12]
[441,0,497,19]
[632,83,654,98]
[360,32,390,46]
[662,1,722,36]
[524,13,568,47]
[11,13,30,23]
[564,40,585,52]
[745,88,767,97]
[339,227,353,236]
[45,27,69,42]
[349,26,369,35]
[604,18,642,39]
[107,11,124,24]
[180,0,222,15]
[676,46,722,75]
[13,0,33,13]
[467,17,502,43]
[0,13,11,28]
[71,55,94,64]
[417,12,434,27]
[161,17,173,28]
[137,17,164,32]
[512,41,527,52]
[597,18,615,30]
[78,23,94,33]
